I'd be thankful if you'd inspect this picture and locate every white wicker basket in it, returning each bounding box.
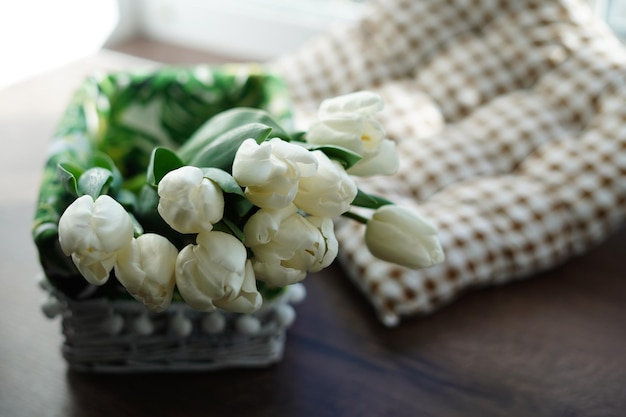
[41,279,305,373]
[30,66,319,373]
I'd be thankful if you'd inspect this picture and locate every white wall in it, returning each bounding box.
[0,0,119,90]
[106,0,143,46]
[3,0,358,90]
[108,0,365,60]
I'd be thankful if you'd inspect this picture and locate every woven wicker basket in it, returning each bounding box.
[41,279,304,372]
[33,65,301,372]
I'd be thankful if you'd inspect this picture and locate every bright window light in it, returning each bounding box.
[0,0,118,90]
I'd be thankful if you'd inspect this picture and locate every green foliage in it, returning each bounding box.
[299,143,363,170]
[56,151,123,199]
[256,281,287,301]
[146,147,184,187]
[200,167,244,196]
[77,167,114,199]
[201,168,254,218]
[188,123,273,170]
[92,151,123,190]
[178,107,290,166]
[351,189,394,209]
[57,162,83,196]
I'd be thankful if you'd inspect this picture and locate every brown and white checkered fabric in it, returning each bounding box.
[271,0,626,326]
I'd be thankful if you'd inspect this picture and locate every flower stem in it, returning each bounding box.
[342,211,369,224]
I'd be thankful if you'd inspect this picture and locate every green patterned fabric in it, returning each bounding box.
[32,64,293,298]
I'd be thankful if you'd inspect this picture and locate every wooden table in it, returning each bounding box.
[1,50,625,417]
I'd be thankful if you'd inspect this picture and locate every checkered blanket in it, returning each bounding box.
[271,0,626,325]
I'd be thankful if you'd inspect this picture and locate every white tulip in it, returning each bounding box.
[293,150,358,218]
[114,233,179,312]
[232,138,318,209]
[58,194,134,285]
[365,205,445,269]
[157,166,225,234]
[306,91,399,176]
[305,216,338,272]
[244,204,338,286]
[318,91,384,116]
[175,231,262,313]
[307,113,385,158]
[343,138,399,177]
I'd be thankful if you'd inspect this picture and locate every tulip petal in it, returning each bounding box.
[365,205,444,269]
[115,234,178,312]
[347,139,399,176]
[157,166,224,234]
[175,232,262,314]
[294,151,357,217]
[269,138,318,177]
[72,252,117,285]
[233,139,318,209]
[114,239,145,293]
[213,261,262,313]
[175,244,218,312]
[319,91,384,115]
[232,139,280,185]
[244,205,332,286]
[58,195,133,286]
[252,260,307,287]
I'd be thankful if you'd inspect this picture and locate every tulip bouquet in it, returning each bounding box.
[33,66,443,370]
[52,90,443,316]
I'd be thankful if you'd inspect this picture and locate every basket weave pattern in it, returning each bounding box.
[45,284,300,372]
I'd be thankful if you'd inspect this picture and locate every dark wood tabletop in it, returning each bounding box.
[1,50,625,417]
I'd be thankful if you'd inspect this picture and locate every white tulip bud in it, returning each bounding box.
[175,231,262,313]
[294,150,357,218]
[345,138,399,177]
[114,233,179,312]
[244,204,338,286]
[232,138,318,209]
[365,205,445,269]
[157,166,225,234]
[306,91,399,176]
[58,194,134,285]
[318,91,384,115]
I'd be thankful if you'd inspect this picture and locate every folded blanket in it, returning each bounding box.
[272,0,626,325]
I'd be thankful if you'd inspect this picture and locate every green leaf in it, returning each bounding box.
[178,107,290,162]
[123,173,149,193]
[314,145,362,170]
[93,152,123,191]
[220,217,246,242]
[136,184,160,218]
[256,281,286,301]
[78,167,114,199]
[200,167,244,196]
[146,147,184,187]
[57,162,83,197]
[229,195,255,218]
[201,167,255,218]
[297,142,362,170]
[114,188,138,211]
[341,211,370,224]
[188,123,272,170]
[351,188,394,209]
[289,131,307,142]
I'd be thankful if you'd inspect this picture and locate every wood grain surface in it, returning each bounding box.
[0,49,624,417]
